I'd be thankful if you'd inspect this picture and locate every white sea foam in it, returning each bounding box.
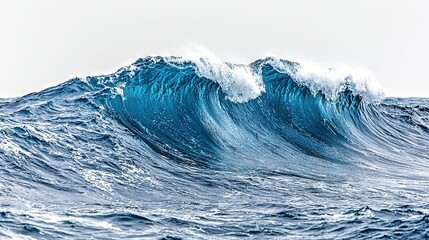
[0,228,37,240]
[181,48,265,103]
[267,58,384,102]
[32,212,120,231]
[0,137,25,157]
[83,169,113,192]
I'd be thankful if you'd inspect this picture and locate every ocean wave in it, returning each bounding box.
[0,55,428,239]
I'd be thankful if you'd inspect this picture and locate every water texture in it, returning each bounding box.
[0,56,428,239]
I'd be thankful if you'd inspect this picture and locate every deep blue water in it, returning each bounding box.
[0,56,428,239]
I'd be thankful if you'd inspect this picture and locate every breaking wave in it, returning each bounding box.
[0,56,428,239]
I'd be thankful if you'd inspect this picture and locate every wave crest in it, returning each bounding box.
[192,58,265,103]
[263,57,384,102]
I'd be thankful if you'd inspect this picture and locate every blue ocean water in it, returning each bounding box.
[0,56,428,239]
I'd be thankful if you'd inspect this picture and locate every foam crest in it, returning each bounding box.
[267,58,384,102]
[182,48,265,103]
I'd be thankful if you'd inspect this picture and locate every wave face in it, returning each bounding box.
[1,56,429,239]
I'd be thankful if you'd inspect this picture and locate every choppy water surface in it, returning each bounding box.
[0,57,428,239]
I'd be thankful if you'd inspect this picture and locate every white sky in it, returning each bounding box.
[1,0,428,98]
